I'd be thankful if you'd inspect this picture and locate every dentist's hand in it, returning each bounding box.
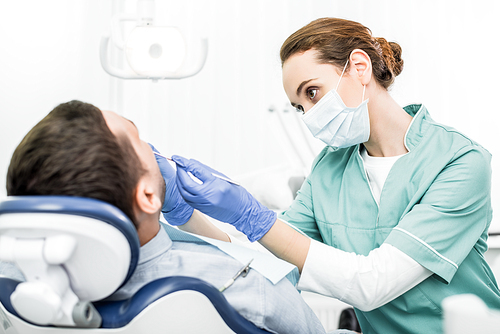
[172,155,277,242]
[149,144,194,226]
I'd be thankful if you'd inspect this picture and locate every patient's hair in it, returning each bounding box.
[6,100,144,228]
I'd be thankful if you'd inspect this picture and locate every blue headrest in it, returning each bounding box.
[0,196,140,285]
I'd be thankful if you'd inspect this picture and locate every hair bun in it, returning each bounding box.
[389,41,403,76]
[375,37,404,78]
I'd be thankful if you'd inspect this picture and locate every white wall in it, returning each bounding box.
[1,0,499,229]
[0,0,113,192]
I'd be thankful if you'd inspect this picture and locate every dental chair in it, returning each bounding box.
[0,196,271,334]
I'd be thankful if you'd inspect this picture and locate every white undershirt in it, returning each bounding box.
[293,147,433,311]
[360,146,405,205]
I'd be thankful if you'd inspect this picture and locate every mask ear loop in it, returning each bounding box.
[335,59,350,91]
[339,53,367,102]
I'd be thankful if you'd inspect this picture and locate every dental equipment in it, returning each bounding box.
[219,259,253,293]
[100,0,208,81]
[0,196,272,333]
[153,152,241,186]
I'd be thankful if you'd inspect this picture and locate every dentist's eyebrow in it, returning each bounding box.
[296,78,317,96]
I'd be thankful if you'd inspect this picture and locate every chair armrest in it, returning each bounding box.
[94,276,271,333]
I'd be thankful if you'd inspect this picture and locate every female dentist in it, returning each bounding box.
[159,18,500,334]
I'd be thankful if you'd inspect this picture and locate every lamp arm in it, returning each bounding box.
[100,34,143,80]
[111,13,138,50]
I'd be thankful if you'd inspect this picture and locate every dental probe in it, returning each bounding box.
[219,259,254,292]
[153,152,241,186]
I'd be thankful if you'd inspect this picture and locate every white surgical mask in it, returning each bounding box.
[301,60,370,149]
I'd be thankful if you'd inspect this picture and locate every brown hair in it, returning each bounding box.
[6,100,145,228]
[280,18,404,89]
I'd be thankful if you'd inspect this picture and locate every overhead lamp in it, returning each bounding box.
[100,0,207,80]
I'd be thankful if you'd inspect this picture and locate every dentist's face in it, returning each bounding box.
[101,110,165,207]
[282,49,362,113]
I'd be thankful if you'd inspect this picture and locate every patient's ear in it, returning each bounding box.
[134,177,162,215]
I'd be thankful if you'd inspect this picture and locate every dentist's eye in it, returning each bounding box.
[295,105,304,114]
[307,88,318,100]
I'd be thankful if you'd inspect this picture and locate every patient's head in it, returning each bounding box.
[7,100,165,235]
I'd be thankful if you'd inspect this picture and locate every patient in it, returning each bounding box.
[0,100,325,334]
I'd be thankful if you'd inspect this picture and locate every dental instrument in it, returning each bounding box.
[153,151,241,186]
[219,259,253,293]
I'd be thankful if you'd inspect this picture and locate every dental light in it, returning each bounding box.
[100,0,208,80]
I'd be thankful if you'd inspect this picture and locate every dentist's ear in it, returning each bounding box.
[349,49,372,86]
[134,177,162,215]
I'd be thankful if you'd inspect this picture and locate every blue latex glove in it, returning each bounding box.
[149,144,194,226]
[172,155,277,242]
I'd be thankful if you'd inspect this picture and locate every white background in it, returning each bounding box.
[1,0,499,230]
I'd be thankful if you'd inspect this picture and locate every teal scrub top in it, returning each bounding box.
[279,104,500,334]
